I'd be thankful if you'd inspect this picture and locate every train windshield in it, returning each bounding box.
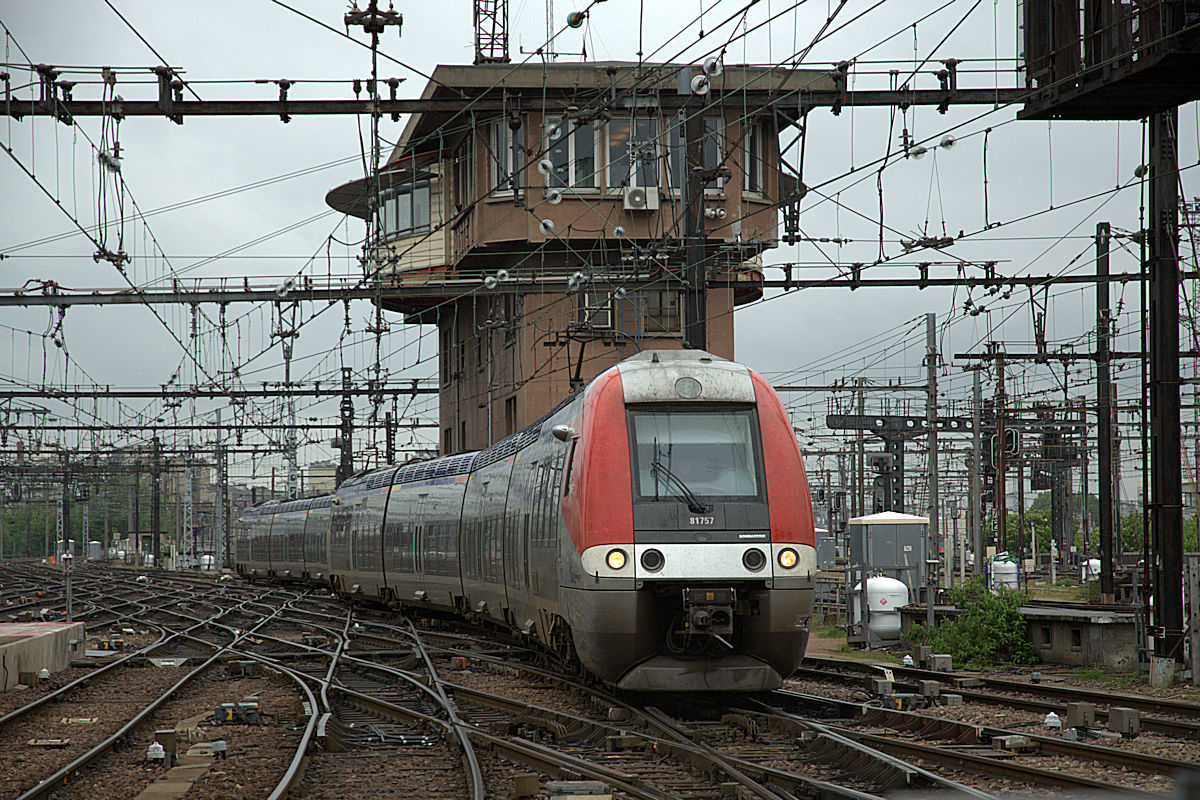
[630,409,761,500]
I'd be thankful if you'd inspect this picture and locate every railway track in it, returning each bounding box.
[4,563,1198,798]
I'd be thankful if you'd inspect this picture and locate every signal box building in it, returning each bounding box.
[326,62,830,453]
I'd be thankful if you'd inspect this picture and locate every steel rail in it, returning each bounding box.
[831,726,1160,796]
[773,689,1200,778]
[187,598,897,800]
[339,619,892,800]
[746,704,995,799]
[804,656,1200,716]
[13,600,291,800]
[797,658,1200,740]
[403,620,484,800]
[73,588,325,800]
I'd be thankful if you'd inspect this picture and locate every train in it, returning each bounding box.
[235,350,817,691]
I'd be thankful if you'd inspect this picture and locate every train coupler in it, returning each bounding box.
[681,587,735,636]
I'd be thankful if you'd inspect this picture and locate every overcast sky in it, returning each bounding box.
[1,1,1196,496]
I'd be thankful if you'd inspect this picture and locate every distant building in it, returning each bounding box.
[305,462,338,495]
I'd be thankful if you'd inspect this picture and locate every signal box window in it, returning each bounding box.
[667,116,723,190]
[546,119,598,189]
[607,117,659,188]
[490,121,522,194]
[643,290,680,333]
[744,120,764,193]
[378,181,430,239]
[577,290,613,329]
[505,396,517,436]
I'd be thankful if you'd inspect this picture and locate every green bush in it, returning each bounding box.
[904,577,1038,668]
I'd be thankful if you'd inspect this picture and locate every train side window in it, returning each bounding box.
[563,439,578,496]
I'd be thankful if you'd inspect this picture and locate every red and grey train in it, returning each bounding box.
[235,350,817,691]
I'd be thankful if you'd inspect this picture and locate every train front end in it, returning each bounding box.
[559,350,816,692]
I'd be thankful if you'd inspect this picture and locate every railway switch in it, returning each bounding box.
[154,729,177,768]
[238,701,261,724]
[1108,707,1140,737]
[867,677,892,695]
[881,693,919,710]
[606,707,630,722]
[604,734,642,752]
[993,735,1036,752]
[1064,702,1096,729]
[512,774,540,798]
[917,680,941,697]
[229,660,260,677]
[212,701,262,725]
[547,781,612,800]
[941,694,964,707]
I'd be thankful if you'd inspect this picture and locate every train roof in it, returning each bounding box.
[393,451,478,484]
[243,495,334,515]
[473,386,582,470]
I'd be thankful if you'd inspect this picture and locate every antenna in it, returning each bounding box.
[473,0,510,64]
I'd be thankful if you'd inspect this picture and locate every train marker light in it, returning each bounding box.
[640,548,664,572]
[606,549,627,570]
[742,548,766,571]
[778,548,798,569]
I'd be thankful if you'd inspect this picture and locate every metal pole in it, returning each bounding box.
[385,411,395,464]
[926,313,938,629]
[151,437,161,568]
[1097,221,1116,598]
[1080,401,1090,555]
[1017,460,1026,567]
[338,367,354,487]
[682,100,707,351]
[222,443,230,568]
[1148,108,1184,661]
[995,346,1008,553]
[857,379,866,519]
[60,459,69,557]
[972,369,984,574]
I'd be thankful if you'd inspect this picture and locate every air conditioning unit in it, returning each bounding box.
[623,186,660,212]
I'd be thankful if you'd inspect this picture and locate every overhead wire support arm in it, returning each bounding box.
[0,269,1172,308]
[4,88,1028,122]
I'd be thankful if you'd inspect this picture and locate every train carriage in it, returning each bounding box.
[238,350,816,692]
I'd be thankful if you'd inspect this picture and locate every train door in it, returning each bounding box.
[504,451,536,633]
[264,512,276,576]
[412,493,429,602]
[294,510,304,578]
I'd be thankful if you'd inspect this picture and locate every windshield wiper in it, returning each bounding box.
[650,459,712,514]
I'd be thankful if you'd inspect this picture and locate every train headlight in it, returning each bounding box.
[778,548,799,569]
[606,549,627,570]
